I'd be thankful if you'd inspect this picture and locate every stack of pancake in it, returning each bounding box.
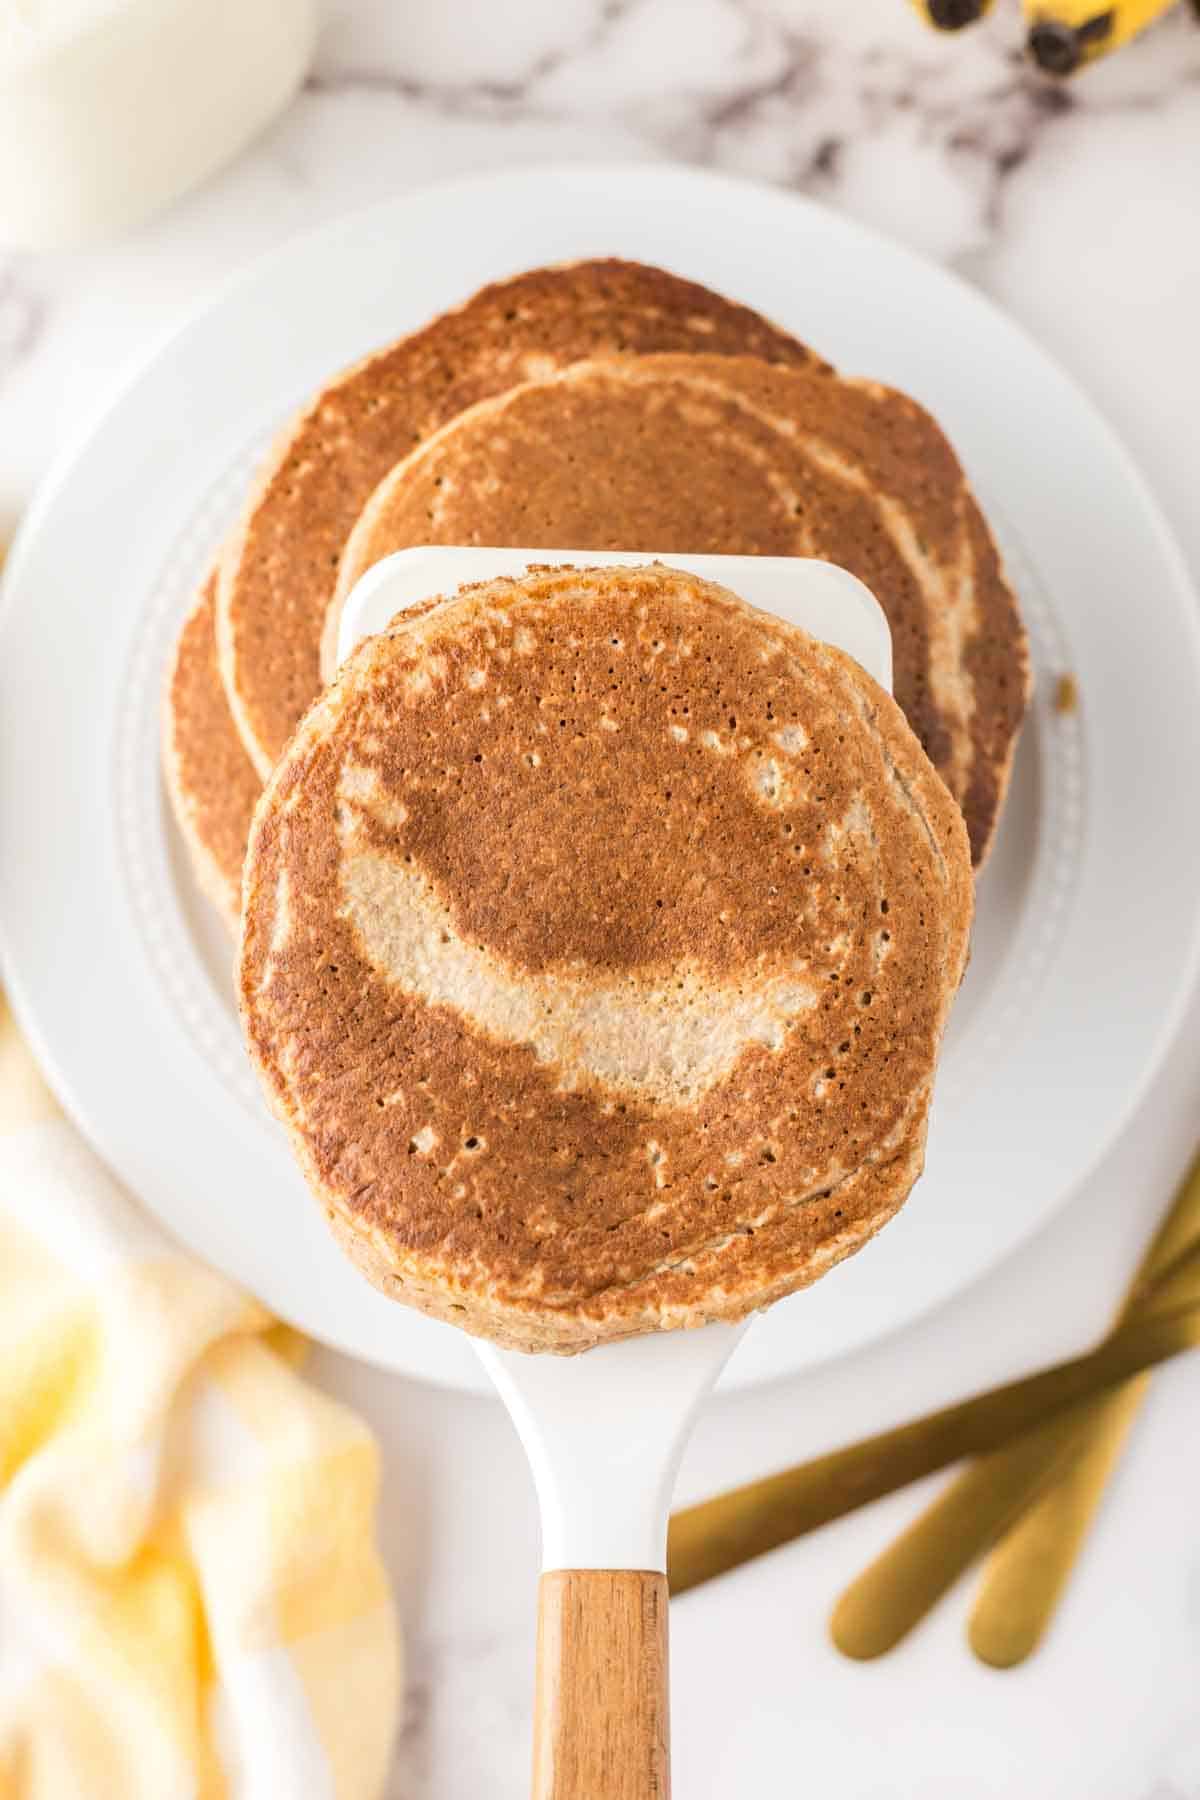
[163,258,1029,932]
[162,258,1027,1347]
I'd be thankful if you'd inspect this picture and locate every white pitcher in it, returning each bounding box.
[0,0,316,249]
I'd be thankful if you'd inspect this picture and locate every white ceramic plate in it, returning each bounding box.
[2,164,1198,1393]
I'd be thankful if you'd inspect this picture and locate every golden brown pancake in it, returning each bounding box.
[216,260,823,779]
[332,355,1030,867]
[162,572,262,930]
[240,565,973,1353]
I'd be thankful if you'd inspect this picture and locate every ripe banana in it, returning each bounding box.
[1023,0,1181,71]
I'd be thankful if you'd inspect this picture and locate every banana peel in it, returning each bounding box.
[910,0,1187,74]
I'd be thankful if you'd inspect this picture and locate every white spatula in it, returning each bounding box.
[339,548,892,1800]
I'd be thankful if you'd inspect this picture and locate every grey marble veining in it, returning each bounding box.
[313,0,1200,252]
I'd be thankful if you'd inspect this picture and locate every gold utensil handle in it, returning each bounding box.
[828,1149,1200,1661]
[964,1149,1200,1664]
[967,1376,1148,1666]
[964,1152,1200,1656]
[533,1571,670,1800]
[668,1298,1200,1595]
[830,1396,1103,1657]
[1127,1148,1200,1304]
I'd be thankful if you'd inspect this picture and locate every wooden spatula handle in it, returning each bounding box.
[532,1570,670,1799]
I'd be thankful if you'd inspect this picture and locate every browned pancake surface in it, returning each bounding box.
[240,566,972,1352]
[162,573,262,929]
[334,355,1030,866]
[218,260,822,778]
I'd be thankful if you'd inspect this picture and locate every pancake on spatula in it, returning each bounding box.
[331,354,1030,867]
[240,564,972,1353]
[162,571,262,929]
[217,260,824,779]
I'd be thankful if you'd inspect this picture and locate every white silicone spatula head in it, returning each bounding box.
[340,547,892,696]
[338,549,893,1799]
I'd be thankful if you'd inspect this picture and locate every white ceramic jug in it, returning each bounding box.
[0,0,316,249]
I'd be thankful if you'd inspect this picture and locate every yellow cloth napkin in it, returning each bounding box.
[0,990,401,1799]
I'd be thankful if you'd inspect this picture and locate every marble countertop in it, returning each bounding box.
[4,3,1200,1795]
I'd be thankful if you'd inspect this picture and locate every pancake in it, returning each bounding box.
[330,355,1031,868]
[162,572,262,930]
[239,564,973,1354]
[216,259,824,779]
